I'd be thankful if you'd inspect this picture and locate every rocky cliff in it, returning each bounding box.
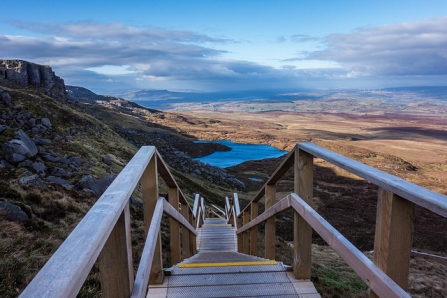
[0,59,67,99]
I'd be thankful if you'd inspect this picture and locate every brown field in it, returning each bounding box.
[151,99,447,296]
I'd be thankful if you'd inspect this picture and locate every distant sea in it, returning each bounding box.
[193,140,287,168]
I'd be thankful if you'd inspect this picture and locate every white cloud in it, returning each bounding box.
[305,17,447,76]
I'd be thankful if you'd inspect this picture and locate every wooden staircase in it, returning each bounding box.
[148,218,320,297]
[19,143,447,298]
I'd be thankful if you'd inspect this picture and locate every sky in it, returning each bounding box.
[1,0,447,93]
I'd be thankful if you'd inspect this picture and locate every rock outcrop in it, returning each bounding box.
[0,60,67,99]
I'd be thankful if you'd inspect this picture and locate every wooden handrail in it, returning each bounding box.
[20,146,199,298]
[163,199,198,236]
[239,149,295,215]
[131,197,164,298]
[19,146,156,298]
[234,142,447,297]
[298,142,447,218]
[237,194,410,298]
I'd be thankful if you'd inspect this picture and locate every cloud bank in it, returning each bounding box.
[0,18,446,91]
[306,17,447,77]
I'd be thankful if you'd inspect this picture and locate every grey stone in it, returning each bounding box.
[130,196,143,207]
[19,174,48,189]
[75,174,116,195]
[69,156,85,166]
[46,176,72,187]
[41,118,52,127]
[0,159,12,168]
[0,201,29,222]
[0,89,14,107]
[5,153,25,164]
[18,160,33,168]
[41,153,60,162]
[32,162,47,174]
[102,156,112,165]
[2,130,38,158]
[0,125,8,134]
[51,167,72,178]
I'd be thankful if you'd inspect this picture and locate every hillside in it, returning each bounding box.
[0,60,244,297]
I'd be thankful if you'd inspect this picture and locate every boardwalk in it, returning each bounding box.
[148,218,320,297]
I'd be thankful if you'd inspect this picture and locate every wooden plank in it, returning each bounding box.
[265,184,276,260]
[192,193,200,220]
[99,203,133,298]
[239,149,295,215]
[189,208,197,254]
[250,202,258,256]
[243,210,250,254]
[233,193,241,216]
[142,153,163,285]
[225,197,231,220]
[294,148,313,279]
[19,146,155,298]
[131,198,163,298]
[237,215,243,253]
[180,202,191,259]
[371,188,415,297]
[298,142,447,218]
[267,148,295,185]
[290,193,410,298]
[162,200,197,236]
[169,187,181,265]
[237,196,291,234]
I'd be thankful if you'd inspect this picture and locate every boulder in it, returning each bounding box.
[0,159,12,168]
[41,118,52,127]
[18,160,33,168]
[19,174,48,189]
[32,162,47,174]
[46,176,73,187]
[51,167,72,178]
[102,156,112,165]
[75,174,116,195]
[69,156,85,166]
[0,89,14,107]
[0,125,9,134]
[2,129,38,158]
[5,153,25,164]
[0,201,29,222]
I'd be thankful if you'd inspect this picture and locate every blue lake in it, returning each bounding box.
[193,140,287,168]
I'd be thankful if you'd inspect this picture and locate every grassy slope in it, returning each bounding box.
[0,85,232,297]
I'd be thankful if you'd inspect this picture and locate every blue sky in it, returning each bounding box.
[1,0,447,93]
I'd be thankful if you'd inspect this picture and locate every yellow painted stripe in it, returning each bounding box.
[178,261,277,268]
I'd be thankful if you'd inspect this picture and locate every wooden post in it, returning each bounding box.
[371,188,415,297]
[98,202,133,298]
[243,209,250,254]
[237,215,243,253]
[169,187,181,265]
[180,202,191,259]
[142,154,164,284]
[265,184,276,260]
[188,208,197,254]
[250,202,258,256]
[293,148,313,279]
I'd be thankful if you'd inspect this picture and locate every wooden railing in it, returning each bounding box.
[19,146,206,298]
[230,142,447,298]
